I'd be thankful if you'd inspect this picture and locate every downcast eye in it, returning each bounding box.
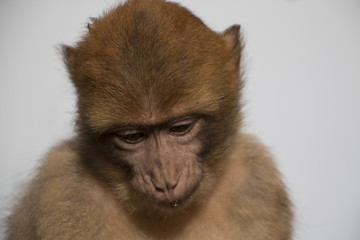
[117,129,146,144]
[168,118,196,135]
[169,124,191,134]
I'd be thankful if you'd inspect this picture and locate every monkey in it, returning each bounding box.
[4,0,293,239]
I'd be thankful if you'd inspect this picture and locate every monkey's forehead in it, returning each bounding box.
[76,75,240,131]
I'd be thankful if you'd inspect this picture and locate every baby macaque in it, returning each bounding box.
[5,0,293,239]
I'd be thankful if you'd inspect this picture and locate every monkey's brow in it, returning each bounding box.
[105,114,204,132]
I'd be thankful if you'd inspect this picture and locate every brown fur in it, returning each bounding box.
[5,0,292,239]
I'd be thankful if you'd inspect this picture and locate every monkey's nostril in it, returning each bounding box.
[150,177,166,193]
[154,185,165,192]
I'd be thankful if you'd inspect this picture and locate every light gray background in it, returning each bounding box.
[1,0,359,239]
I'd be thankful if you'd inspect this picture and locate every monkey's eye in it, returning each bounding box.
[168,118,196,135]
[117,129,147,144]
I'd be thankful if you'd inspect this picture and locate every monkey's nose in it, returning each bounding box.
[151,177,179,194]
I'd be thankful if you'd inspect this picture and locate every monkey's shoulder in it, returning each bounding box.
[33,139,99,201]
[6,140,108,239]
[28,139,83,188]
[232,133,291,204]
[218,133,293,239]
[224,133,282,186]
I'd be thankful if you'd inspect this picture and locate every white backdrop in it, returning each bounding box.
[1,0,359,239]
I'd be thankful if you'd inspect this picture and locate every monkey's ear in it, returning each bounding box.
[220,24,242,66]
[87,17,97,33]
[61,45,80,85]
[61,45,76,67]
[61,44,79,78]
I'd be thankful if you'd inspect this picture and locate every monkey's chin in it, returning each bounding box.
[155,193,194,209]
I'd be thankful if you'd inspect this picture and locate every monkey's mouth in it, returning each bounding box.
[155,191,195,209]
[150,181,199,209]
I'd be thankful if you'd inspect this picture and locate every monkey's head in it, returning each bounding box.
[63,0,242,213]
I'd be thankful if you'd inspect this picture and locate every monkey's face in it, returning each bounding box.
[109,115,205,207]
